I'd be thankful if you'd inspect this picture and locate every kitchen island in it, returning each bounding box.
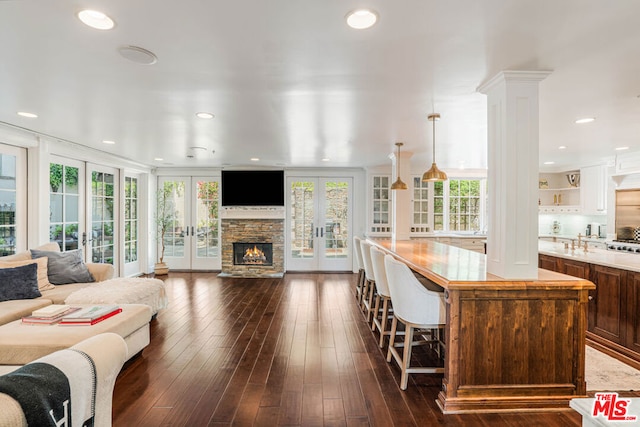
[370,238,595,414]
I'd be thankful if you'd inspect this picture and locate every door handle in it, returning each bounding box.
[320,227,324,237]
[315,227,319,237]
[191,226,195,236]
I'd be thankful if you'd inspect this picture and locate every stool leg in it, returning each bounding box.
[378,297,389,348]
[364,281,375,323]
[360,279,370,312]
[400,324,414,390]
[371,293,381,331]
[355,269,364,301]
[387,316,398,363]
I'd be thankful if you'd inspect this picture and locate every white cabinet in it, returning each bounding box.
[580,165,607,215]
[538,172,580,213]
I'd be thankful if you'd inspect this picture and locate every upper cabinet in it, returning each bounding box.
[538,167,608,215]
[538,171,581,213]
[580,165,607,215]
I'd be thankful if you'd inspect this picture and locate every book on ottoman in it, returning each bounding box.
[22,307,82,325]
[59,305,122,326]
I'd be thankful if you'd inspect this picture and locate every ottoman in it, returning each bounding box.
[0,304,151,366]
[64,278,168,315]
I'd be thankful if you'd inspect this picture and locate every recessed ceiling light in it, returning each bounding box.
[615,146,630,151]
[195,112,214,119]
[558,146,567,150]
[250,157,260,162]
[118,45,158,65]
[345,9,379,29]
[543,161,555,165]
[575,117,595,124]
[17,111,37,118]
[322,158,330,162]
[154,157,164,161]
[102,140,115,145]
[77,10,115,30]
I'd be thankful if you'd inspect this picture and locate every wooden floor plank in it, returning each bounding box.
[112,272,614,427]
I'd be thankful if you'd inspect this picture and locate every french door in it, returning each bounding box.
[87,164,118,266]
[0,144,26,255]
[158,176,221,270]
[286,177,352,271]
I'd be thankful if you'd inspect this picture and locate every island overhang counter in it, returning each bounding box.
[369,238,596,414]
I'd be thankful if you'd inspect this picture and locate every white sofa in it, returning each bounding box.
[0,243,166,367]
[0,333,127,427]
[0,242,116,326]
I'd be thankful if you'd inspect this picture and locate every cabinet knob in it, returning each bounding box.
[588,295,593,301]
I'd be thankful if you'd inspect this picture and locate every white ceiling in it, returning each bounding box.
[1,0,639,171]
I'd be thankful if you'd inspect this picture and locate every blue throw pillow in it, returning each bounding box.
[31,249,95,285]
[0,263,41,302]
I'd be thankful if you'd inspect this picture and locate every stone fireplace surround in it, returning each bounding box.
[219,207,285,278]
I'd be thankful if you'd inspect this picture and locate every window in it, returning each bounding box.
[371,175,391,233]
[91,171,115,264]
[0,153,18,255]
[433,181,445,231]
[196,180,220,257]
[124,176,138,263]
[448,179,481,231]
[49,163,80,251]
[412,177,429,233]
[405,176,485,234]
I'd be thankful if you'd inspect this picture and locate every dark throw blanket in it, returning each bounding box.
[0,348,96,427]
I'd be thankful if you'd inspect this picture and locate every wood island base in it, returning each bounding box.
[371,238,595,414]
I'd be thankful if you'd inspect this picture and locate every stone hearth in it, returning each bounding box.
[220,209,284,277]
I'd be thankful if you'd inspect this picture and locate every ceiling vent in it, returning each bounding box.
[117,45,158,65]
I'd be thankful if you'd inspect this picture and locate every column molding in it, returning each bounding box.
[478,70,551,279]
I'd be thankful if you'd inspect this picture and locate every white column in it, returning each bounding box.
[391,149,412,241]
[477,70,551,279]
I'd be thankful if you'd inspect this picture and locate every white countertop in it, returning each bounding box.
[539,240,640,273]
[539,234,607,244]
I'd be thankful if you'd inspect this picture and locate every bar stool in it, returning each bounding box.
[360,240,376,322]
[353,236,366,306]
[384,254,446,390]
[370,246,393,348]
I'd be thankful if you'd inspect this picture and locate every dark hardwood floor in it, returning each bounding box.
[112,272,604,426]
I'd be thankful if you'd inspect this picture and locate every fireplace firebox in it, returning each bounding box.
[233,242,273,266]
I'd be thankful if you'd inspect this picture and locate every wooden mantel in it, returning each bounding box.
[370,238,596,414]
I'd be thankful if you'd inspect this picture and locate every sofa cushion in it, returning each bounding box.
[0,258,55,292]
[0,264,41,302]
[0,299,52,326]
[0,250,31,262]
[40,282,94,305]
[31,249,94,285]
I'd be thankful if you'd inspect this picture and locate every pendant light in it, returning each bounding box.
[422,113,448,182]
[390,142,408,190]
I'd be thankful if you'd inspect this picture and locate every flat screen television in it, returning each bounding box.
[221,170,285,206]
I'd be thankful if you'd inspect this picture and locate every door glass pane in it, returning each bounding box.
[124,177,139,263]
[0,154,17,255]
[49,164,80,251]
[91,171,115,264]
[324,180,349,259]
[196,180,219,258]
[160,181,186,258]
[290,181,315,259]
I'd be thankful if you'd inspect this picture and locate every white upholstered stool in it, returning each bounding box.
[384,254,446,390]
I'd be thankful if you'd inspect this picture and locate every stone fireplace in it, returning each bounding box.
[220,207,284,277]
